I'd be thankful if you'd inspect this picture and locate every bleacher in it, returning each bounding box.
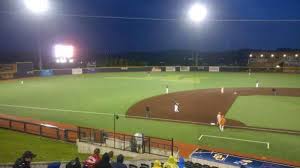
[248,51,300,68]
[0,160,220,168]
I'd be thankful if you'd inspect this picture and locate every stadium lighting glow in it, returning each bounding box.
[271,54,274,58]
[260,54,264,58]
[283,54,287,57]
[249,54,252,57]
[24,0,49,14]
[54,44,74,58]
[276,65,280,68]
[61,58,67,63]
[188,3,207,23]
[54,44,74,64]
[295,54,298,57]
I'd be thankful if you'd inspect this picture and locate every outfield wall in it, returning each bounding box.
[2,65,300,80]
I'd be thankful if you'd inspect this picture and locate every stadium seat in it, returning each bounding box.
[47,162,61,168]
[129,164,138,168]
[193,163,202,168]
[202,165,210,168]
[140,163,149,168]
[184,161,193,168]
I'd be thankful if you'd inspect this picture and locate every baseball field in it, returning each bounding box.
[0,72,300,162]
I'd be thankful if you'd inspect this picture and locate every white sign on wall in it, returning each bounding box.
[166,66,176,72]
[152,67,162,72]
[180,66,190,72]
[72,68,83,75]
[209,66,220,72]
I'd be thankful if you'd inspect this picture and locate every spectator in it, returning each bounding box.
[66,157,81,168]
[177,157,185,168]
[163,156,178,168]
[108,151,114,164]
[13,151,36,168]
[111,154,127,168]
[152,160,162,168]
[95,153,112,168]
[83,148,101,168]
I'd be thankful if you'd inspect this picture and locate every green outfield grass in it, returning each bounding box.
[226,96,300,131]
[0,129,89,163]
[0,72,300,162]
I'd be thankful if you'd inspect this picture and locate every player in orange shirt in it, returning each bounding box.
[219,115,226,132]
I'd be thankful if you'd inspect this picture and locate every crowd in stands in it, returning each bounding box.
[13,150,219,168]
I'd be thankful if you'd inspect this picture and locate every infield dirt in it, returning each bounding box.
[127,88,300,126]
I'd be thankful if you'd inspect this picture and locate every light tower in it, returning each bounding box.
[24,0,50,69]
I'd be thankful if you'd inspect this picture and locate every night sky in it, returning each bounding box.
[0,0,300,54]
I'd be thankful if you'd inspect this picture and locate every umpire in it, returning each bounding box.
[13,151,36,168]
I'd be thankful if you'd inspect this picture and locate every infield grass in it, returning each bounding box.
[226,96,300,131]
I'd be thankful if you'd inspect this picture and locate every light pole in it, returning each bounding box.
[24,0,49,70]
[187,3,207,67]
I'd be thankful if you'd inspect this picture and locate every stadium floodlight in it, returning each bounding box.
[260,54,264,58]
[295,54,298,57]
[188,3,207,23]
[24,0,49,14]
[283,54,287,57]
[271,54,274,58]
[54,44,74,63]
[276,65,280,68]
[249,54,252,58]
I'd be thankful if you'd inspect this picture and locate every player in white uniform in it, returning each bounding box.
[221,87,224,94]
[166,85,169,94]
[174,102,179,112]
[256,80,259,88]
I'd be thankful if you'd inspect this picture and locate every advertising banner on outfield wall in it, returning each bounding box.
[72,68,83,75]
[40,70,53,77]
[120,67,128,71]
[166,66,176,72]
[209,66,220,72]
[152,67,162,72]
[180,66,190,72]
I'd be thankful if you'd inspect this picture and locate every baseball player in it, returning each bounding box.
[145,106,150,118]
[166,85,169,94]
[256,80,259,88]
[221,87,224,94]
[272,88,277,96]
[217,112,222,125]
[219,115,226,132]
[174,102,179,112]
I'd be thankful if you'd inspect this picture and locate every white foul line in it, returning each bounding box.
[198,134,270,149]
[0,104,126,117]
